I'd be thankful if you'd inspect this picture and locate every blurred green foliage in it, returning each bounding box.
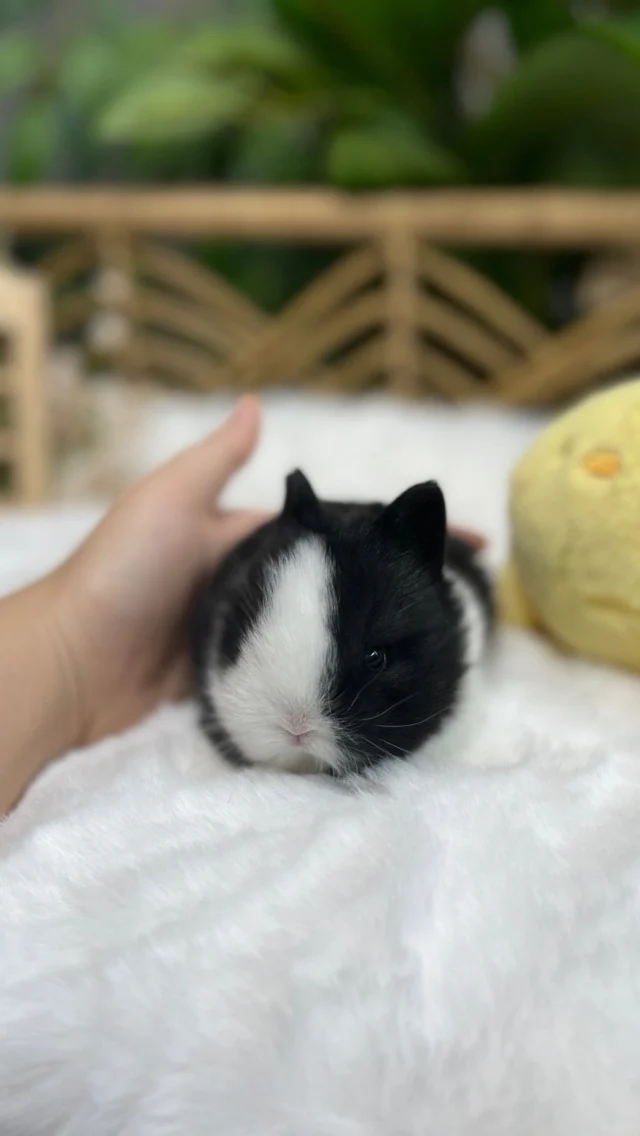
[2,0,640,315]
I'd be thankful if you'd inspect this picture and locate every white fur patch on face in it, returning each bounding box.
[208,537,342,773]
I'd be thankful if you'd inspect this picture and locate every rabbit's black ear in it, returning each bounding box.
[283,469,322,528]
[377,481,446,578]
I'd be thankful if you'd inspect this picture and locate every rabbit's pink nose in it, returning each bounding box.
[285,713,310,746]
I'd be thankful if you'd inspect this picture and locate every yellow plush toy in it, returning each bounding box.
[499,379,640,674]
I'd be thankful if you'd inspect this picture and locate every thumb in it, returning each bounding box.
[166,396,262,504]
[208,508,272,566]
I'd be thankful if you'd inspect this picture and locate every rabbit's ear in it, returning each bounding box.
[377,481,446,578]
[283,469,322,529]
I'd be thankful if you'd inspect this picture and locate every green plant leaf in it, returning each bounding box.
[588,14,640,67]
[61,24,187,114]
[116,22,186,86]
[270,0,413,109]
[0,31,39,94]
[541,130,621,186]
[0,0,47,29]
[326,120,465,188]
[98,71,254,143]
[59,34,123,111]
[230,112,318,183]
[272,0,484,107]
[177,25,314,83]
[470,33,640,182]
[5,96,58,183]
[500,0,574,51]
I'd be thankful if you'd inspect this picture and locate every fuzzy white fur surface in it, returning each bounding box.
[2,392,640,1135]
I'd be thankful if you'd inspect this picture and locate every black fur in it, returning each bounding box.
[445,534,495,628]
[190,470,494,775]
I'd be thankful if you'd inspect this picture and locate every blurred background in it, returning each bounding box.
[1,0,640,506]
[1,0,639,318]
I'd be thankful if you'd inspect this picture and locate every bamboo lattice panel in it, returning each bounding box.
[2,188,640,503]
[38,227,640,405]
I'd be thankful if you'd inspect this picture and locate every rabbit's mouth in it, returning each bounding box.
[276,725,343,776]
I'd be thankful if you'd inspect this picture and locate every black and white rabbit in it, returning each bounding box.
[191,470,494,776]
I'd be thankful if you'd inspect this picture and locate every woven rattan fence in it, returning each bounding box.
[2,187,640,502]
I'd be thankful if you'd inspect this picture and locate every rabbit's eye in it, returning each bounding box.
[364,648,386,675]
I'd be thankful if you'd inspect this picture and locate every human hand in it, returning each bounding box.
[45,396,265,749]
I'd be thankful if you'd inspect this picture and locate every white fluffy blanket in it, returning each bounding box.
[2,393,640,1135]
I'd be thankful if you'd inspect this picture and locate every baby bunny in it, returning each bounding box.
[191,471,493,776]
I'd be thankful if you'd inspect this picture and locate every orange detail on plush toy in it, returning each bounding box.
[582,450,621,478]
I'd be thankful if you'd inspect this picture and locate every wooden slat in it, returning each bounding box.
[418,346,485,401]
[134,288,240,360]
[418,295,519,376]
[500,330,640,407]
[328,336,385,391]
[419,245,545,352]
[270,244,381,331]
[127,333,223,391]
[227,244,381,384]
[497,282,640,404]
[383,227,420,395]
[137,241,266,338]
[38,238,92,287]
[0,188,639,246]
[239,291,385,388]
